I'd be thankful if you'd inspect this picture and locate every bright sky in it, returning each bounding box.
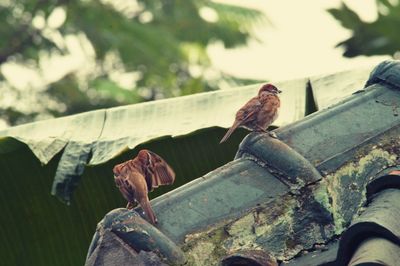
[209,0,389,81]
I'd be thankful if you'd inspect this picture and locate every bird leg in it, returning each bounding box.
[126,201,137,209]
[268,131,278,139]
[255,125,267,133]
[255,126,278,139]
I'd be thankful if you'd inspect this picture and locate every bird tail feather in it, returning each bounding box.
[220,122,240,143]
[140,198,157,225]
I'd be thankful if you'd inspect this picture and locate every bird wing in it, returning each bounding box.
[236,97,262,125]
[256,94,280,129]
[114,174,135,203]
[146,151,176,190]
[220,97,261,143]
[115,170,158,224]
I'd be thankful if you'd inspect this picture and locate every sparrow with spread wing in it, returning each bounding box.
[113,149,175,225]
[220,84,281,143]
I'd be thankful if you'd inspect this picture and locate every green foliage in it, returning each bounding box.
[0,0,264,125]
[328,1,400,57]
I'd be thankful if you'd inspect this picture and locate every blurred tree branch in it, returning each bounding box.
[0,0,266,127]
[328,0,400,57]
[0,0,47,63]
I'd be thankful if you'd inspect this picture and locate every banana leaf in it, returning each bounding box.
[0,65,375,266]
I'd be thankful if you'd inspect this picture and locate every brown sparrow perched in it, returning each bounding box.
[113,149,175,225]
[220,84,281,143]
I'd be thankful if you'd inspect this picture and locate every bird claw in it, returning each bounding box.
[126,202,136,209]
[255,127,267,133]
[268,131,278,139]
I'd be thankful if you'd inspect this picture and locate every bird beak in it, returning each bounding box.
[278,90,282,93]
